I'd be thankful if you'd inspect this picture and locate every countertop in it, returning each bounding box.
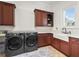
[69,34,79,38]
[0,34,5,37]
[54,33,79,38]
[53,33,79,42]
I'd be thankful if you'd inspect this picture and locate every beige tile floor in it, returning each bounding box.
[14,46,66,57]
[48,46,66,57]
[0,46,66,57]
[0,52,5,57]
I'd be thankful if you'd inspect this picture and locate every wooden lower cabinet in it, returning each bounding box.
[38,33,53,47]
[52,38,60,50]
[60,40,69,56]
[38,33,70,56]
[38,34,46,47]
[45,34,53,45]
[38,34,79,57]
[51,38,69,56]
[69,37,79,57]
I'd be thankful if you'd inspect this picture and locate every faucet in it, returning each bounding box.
[68,31,71,34]
[62,27,66,33]
[62,28,71,34]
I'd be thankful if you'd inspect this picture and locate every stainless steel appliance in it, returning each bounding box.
[24,32,38,52]
[5,32,24,57]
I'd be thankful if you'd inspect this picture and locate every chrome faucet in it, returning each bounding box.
[62,27,66,33]
[62,28,71,34]
[68,31,71,34]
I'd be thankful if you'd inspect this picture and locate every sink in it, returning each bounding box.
[53,33,69,42]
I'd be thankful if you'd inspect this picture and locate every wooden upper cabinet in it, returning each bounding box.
[2,4,14,25]
[0,2,15,26]
[0,3,3,25]
[34,9,53,27]
[42,12,48,26]
[35,10,43,26]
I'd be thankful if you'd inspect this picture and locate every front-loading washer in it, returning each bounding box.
[5,32,24,57]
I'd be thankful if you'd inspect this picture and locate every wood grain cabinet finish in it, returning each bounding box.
[0,2,15,26]
[34,9,53,27]
[34,10,44,26]
[38,33,70,56]
[60,40,69,56]
[38,33,53,47]
[52,38,61,50]
[38,34,79,57]
[69,37,79,57]
[38,34,46,47]
[47,34,53,45]
[0,3,2,25]
[51,38,69,56]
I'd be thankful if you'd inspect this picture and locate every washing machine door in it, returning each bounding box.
[7,36,22,51]
[26,35,37,47]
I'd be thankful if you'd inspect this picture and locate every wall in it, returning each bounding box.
[2,1,55,33]
[50,1,79,35]
[1,1,79,34]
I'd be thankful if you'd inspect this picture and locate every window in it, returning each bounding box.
[65,7,76,26]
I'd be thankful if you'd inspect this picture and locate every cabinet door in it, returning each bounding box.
[35,11,43,26]
[2,4,14,25]
[41,33,53,46]
[43,34,50,45]
[51,35,54,46]
[42,12,47,26]
[60,40,69,56]
[46,36,51,45]
[38,34,46,47]
[69,37,79,57]
[38,33,53,47]
[53,38,60,50]
[0,3,2,25]
[46,34,53,45]
[34,9,53,27]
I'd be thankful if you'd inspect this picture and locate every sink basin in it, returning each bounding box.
[53,33,69,42]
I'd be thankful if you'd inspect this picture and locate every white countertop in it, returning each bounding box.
[53,33,69,42]
[69,34,79,38]
[0,34,5,37]
[53,33,79,42]
[38,32,52,33]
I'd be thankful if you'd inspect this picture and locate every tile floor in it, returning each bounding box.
[0,52,5,57]
[0,46,66,57]
[14,46,66,57]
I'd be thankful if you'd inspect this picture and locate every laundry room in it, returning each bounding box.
[0,0,79,58]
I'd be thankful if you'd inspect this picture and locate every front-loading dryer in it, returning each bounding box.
[5,32,24,57]
[24,32,38,53]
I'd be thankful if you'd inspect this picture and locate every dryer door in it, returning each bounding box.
[7,37,22,51]
[26,35,37,47]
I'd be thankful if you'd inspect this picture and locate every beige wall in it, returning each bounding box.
[1,1,79,35]
[14,1,53,32]
[50,1,79,35]
[0,1,54,33]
